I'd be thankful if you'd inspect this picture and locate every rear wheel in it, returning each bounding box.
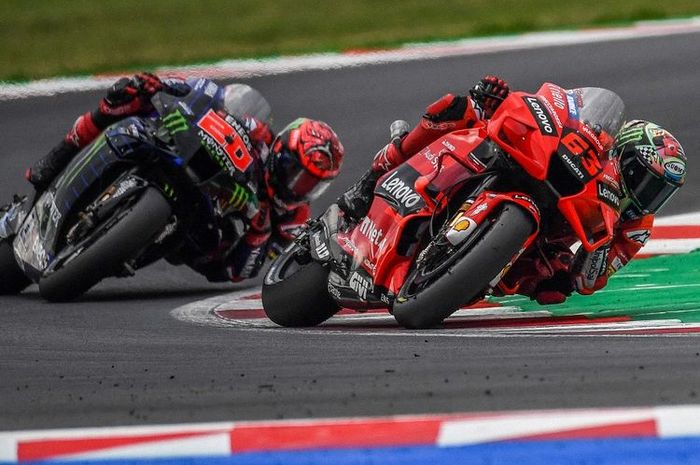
[262,244,339,327]
[0,240,31,295]
[39,188,171,302]
[393,204,534,329]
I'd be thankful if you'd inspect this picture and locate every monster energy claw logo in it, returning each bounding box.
[162,110,189,134]
[229,183,249,210]
[615,127,644,146]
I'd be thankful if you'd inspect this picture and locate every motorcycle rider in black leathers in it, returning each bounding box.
[26,72,345,282]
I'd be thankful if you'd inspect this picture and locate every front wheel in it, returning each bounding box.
[262,243,339,327]
[39,187,171,302]
[393,204,534,329]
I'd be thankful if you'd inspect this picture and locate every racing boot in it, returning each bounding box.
[26,140,79,192]
[337,120,410,221]
[337,168,382,221]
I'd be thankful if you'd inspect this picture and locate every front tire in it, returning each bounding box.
[0,240,31,295]
[393,205,534,329]
[39,187,171,302]
[262,244,339,327]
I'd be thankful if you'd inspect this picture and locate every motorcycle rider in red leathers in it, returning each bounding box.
[338,76,687,305]
[26,73,345,283]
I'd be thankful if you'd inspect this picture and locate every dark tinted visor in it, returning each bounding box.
[622,155,679,214]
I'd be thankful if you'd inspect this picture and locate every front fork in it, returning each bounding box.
[444,190,542,294]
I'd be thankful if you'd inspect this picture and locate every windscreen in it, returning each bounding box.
[567,87,626,151]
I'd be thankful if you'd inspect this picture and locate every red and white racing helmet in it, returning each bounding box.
[267,118,344,210]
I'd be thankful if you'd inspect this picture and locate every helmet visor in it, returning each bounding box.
[272,148,332,206]
[622,155,679,214]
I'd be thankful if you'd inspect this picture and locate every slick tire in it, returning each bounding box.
[393,205,534,329]
[0,240,31,295]
[262,245,339,327]
[39,188,171,302]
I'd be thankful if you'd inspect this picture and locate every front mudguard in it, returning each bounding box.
[446,191,540,245]
[445,191,541,291]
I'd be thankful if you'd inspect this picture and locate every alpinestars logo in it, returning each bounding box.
[626,229,651,245]
[522,96,557,137]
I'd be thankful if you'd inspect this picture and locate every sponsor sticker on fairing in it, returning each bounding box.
[445,217,476,246]
[349,271,372,300]
[197,109,253,173]
[596,182,622,209]
[358,216,387,250]
[547,84,567,110]
[375,167,426,215]
[565,92,579,118]
[311,231,330,260]
[522,96,558,136]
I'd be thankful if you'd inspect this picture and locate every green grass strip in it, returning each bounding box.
[494,250,700,322]
[2,1,699,81]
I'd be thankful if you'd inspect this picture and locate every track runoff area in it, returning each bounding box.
[3,16,700,465]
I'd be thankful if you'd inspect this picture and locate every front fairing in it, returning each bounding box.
[488,83,626,250]
[152,79,260,217]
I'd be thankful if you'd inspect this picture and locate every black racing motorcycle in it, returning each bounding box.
[0,78,263,301]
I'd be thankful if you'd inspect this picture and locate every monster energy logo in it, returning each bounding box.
[229,183,249,210]
[57,136,108,189]
[615,127,644,146]
[162,110,189,135]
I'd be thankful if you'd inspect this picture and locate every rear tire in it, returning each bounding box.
[39,188,171,302]
[262,244,339,327]
[393,205,534,329]
[0,240,31,295]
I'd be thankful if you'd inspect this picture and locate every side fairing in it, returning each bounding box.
[339,128,489,295]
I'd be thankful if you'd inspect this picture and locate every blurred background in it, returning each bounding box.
[1,0,699,81]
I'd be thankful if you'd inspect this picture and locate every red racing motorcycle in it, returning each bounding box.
[262,83,626,328]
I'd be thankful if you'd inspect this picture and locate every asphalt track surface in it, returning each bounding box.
[1,32,700,431]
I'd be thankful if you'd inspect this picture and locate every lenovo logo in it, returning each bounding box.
[379,171,422,209]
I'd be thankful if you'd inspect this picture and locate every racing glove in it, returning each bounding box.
[469,75,510,119]
[97,72,163,120]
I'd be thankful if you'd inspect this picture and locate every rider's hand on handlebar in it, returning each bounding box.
[469,75,509,119]
[99,72,163,117]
